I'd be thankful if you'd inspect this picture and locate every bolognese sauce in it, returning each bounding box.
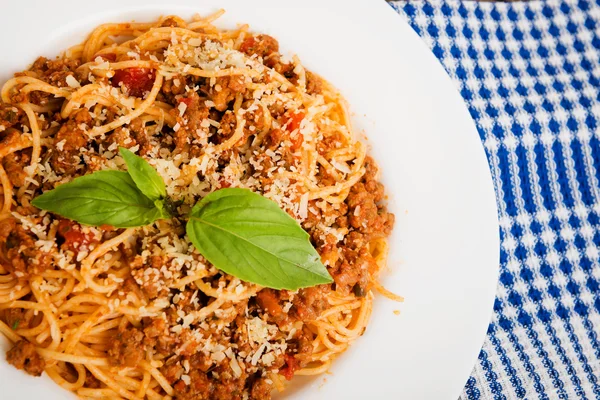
[0,10,397,400]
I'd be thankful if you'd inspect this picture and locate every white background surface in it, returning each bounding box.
[0,1,499,398]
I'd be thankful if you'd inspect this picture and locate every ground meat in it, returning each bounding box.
[210,370,247,400]
[3,308,32,330]
[0,217,50,277]
[160,16,185,28]
[264,112,304,152]
[346,158,394,238]
[288,328,314,366]
[267,101,285,118]
[107,327,146,368]
[344,231,365,250]
[156,332,180,355]
[292,285,331,321]
[161,75,188,103]
[129,255,169,300]
[319,243,340,268]
[239,34,290,76]
[143,317,166,341]
[256,289,284,319]
[230,316,251,358]
[300,157,394,296]
[2,151,30,187]
[174,370,211,400]
[0,104,24,130]
[306,71,323,95]
[0,130,29,156]
[6,340,45,377]
[347,183,379,228]
[30,57,81,87]
[238,34,293,78]
[239,35,279,59]
[316,130,345,155]
[172,92,210,152]
[189,352,212,373]
[140,312,180,356]
[172,353,215,399]
[207,76,246,112]
[263,113,302,152]
[50,109,91,175]
[28,57,81,105]
[264,128,283,150]
[84,373,102,389]
[250,377,272,400]
[104,126,133,149]
[331,260,367,295]
[217,110,236,142]
[160,357,184,384]
[243,104,267,136]
[104,118,150,155]
[274,61,295,78]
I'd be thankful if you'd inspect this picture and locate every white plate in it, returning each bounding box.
[0,1,499,399]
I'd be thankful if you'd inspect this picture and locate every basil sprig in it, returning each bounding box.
[31,170,168,228]
[187,188,333,290]
[31,148,332,290]
[119,147,166,201]
[32,148,170,228]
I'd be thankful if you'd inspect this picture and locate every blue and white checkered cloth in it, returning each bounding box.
[390,1,600,398]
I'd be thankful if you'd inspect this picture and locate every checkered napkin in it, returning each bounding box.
[389,1,600,398]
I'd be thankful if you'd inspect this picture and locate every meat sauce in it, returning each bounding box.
[56,220,98,254]
[0,31,394,400]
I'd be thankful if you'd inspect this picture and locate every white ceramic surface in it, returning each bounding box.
[0,1,499,399]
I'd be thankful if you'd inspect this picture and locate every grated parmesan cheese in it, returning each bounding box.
[178,102,188,117]
[332,160,351,174]
[188,38,202,47]
[298,193,309,219]
[65,75,81,88]
[230,357,243,378]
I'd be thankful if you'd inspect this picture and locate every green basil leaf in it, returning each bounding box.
[31,170,167,228]
[186,188,333,290]
[119,147,166,201]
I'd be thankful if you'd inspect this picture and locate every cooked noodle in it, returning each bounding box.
[0,11,399,400]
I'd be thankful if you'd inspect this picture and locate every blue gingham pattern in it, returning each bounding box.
[389,1,600,398]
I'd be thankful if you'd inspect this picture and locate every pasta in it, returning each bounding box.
[0,10,399,400]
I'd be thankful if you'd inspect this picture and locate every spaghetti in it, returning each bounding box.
[0,10,399,400]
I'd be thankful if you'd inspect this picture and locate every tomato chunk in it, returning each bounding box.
[285,112,304,150]
[218,177,231,189]
[256,289,283,318]
[239,36,257,55]
[57,220,97,253]
[279,354,300,381]
[111,68,155,97]
[286,111,304,132]
[177,97,193,107]
[290,132,303,151]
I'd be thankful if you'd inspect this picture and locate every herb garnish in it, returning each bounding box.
[31,148,332,290]
[187,188,332,290]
